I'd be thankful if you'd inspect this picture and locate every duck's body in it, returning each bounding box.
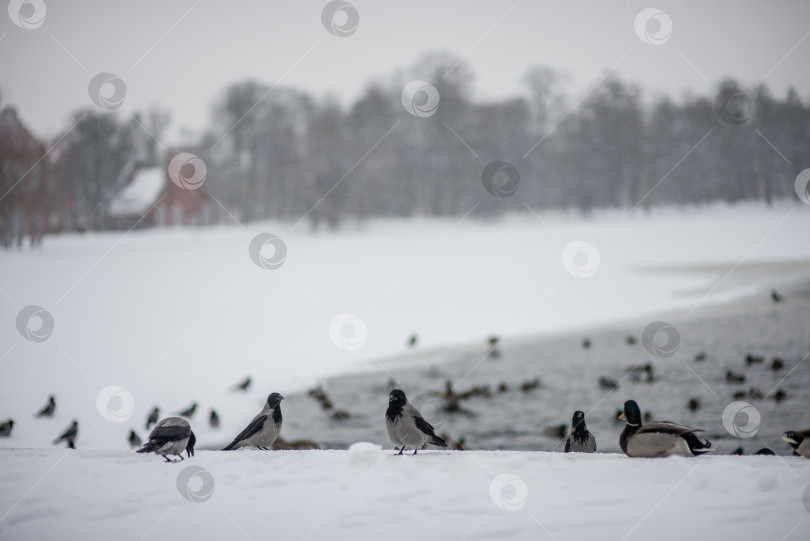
[619,400,712,458]
[783,429,810,458]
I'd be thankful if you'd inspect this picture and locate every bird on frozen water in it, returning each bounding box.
[619,400,712,458]
[565,411,596,453]
[385,389,447,455]
[222,393,284,450]
[137,417,196,462]
[783,428,810,458]
[53,420,78,449]
[36,395,56,418]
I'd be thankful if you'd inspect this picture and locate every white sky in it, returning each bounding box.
[1,0,809,143]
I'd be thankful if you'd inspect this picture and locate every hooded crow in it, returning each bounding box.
[209,409,220,428]
[565,411,596,453]
[137,417,196,462]
[385,389,447,455]
[0,419,14,437]
[128,430,142,449]
[222,393,284,450]
[36,395,56,418]
[232,376,252,392]
[783,428,810,458]
[178,402,198,418]
[53,420,78,449]
[146,407,160,430]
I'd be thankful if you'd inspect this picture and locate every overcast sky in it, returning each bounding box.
[1,0,809,142]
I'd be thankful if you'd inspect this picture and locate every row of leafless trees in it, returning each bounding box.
[1,52,808,240]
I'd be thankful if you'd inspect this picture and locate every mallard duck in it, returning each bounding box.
[619,400,712,458]
[745,354,764,365]
[599,377,619,390]
[565,411,596,453]
[783,429,810,457]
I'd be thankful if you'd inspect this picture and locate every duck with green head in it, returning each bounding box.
[619,400,712,458]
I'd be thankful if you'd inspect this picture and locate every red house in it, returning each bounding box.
[108,155,215,230]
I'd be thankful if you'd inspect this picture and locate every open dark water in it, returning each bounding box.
[279,286,810,455]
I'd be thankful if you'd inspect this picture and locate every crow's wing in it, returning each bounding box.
[413,415,437,437]
[148,423,190,443]
[225,415,267,448]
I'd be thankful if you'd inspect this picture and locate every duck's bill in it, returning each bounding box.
[619,413,627,420]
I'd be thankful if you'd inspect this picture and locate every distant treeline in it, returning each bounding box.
[1,52,808,241]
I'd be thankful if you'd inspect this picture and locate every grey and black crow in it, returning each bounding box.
[0,419,14,437]
[385,389,447,455]
[36,395,56,418]
[128,430,142,449]
[178,402,198,418]
[136,417,196,462]
[564,411,596,453]
[146,407,160,430]
[222,393,284,450]
[53,420,78,449]
[209,409,220,429]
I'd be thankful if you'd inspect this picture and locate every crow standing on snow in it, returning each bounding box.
[0,419,14,437]
[53,420,78,449]
[128,430,142,449]
[564,411,596,453]
[209,409,220,428]
[36,395,56,417]
[136,417,196,462]
[222,393,284,450]
[385,389,447,455]
[145,407,160,430]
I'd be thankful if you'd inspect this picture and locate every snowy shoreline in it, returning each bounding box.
[1,447,809,541]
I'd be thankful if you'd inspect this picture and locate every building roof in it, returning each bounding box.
[108,166,164,217]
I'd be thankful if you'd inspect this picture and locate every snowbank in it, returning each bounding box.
[1,448,808,541]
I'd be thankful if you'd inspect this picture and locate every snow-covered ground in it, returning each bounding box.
[1,447,809,541]
[2,201,810,541]
[1,201,809,451]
